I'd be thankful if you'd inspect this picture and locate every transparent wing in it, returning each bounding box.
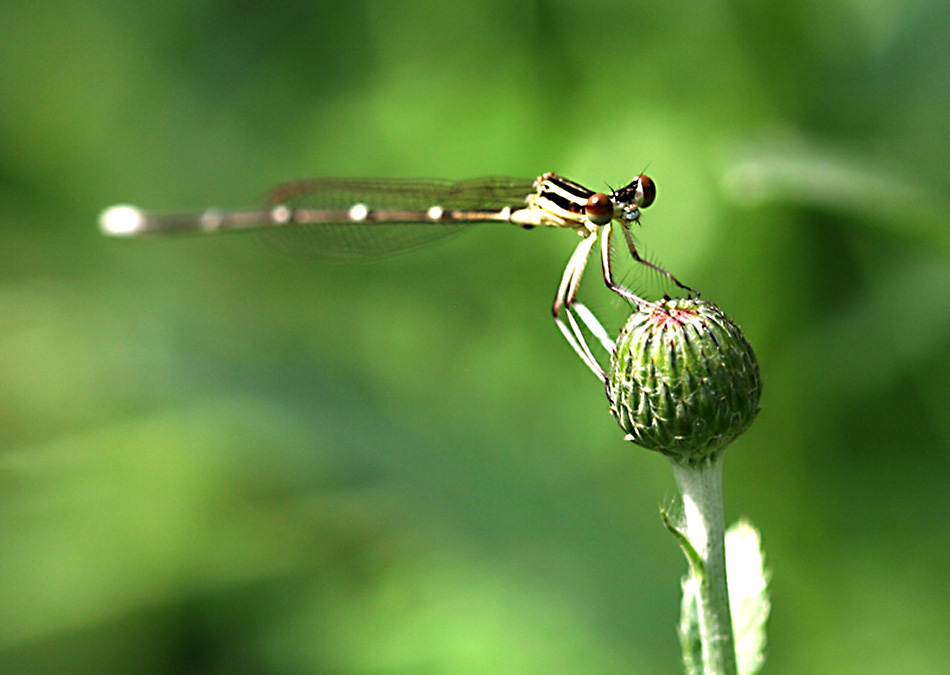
[259,177,534,260]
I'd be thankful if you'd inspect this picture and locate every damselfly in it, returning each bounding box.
[99,173,695,379]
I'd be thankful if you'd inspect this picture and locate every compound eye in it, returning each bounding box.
[636,175,656,208]
[585,193,614,225]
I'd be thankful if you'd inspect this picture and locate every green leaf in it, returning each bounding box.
[679,573,703,675]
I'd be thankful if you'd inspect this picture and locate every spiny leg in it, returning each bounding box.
[599,221,697,309]
[599,221,662,308]
[571,302,615,354]
[617,220,698,296]
[571,301,616,395]
[553,234,607,380]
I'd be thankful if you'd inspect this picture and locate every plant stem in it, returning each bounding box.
[671,458,738,675]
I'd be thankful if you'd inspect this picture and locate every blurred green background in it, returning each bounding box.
[1,0,948,672]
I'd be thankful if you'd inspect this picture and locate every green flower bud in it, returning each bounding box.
[607,298,761,465]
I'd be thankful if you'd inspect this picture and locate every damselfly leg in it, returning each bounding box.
[549,180,697,380]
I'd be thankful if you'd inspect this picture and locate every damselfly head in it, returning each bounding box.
[610,175,656,224]
[611,175,656,210]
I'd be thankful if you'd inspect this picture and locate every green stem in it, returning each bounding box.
[671,458,738,675]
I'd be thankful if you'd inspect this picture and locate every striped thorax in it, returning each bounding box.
[511,173,656,235]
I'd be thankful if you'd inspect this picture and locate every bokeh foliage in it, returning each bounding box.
[1,0,948,672]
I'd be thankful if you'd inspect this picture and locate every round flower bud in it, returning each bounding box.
[607,298,761,465]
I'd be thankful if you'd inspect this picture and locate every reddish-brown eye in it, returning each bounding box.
[636,175,656,208]
[585,193,614,225]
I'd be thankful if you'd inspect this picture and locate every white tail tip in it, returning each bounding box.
[99,204,146,236]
